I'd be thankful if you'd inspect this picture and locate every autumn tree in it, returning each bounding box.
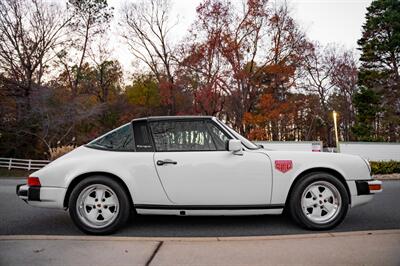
[218,0,269,133]
[225,1,311,139]
[243,3,312,139]
[176,0,231,115]
[3,0,395,159]
[126,74,161,116]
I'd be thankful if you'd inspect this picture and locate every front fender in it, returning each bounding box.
[262,151,371,204]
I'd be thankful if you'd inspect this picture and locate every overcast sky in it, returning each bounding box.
[289,0,372,48]
[108,0,372,77]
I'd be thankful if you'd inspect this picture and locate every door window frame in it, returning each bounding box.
[148,118,233,152]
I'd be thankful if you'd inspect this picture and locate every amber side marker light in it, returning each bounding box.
[27,177,41,187]
[369,184,381,191]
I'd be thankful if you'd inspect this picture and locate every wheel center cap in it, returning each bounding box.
[97,204,101,208]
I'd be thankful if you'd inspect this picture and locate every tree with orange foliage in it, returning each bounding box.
[238,2,312,139]
[177,0,230,115]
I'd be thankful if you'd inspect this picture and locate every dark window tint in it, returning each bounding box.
[206,121,230,150]
[88,124,134,151]
[133,121,153,152]
[150,120,216,151]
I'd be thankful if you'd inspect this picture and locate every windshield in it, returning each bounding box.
[216,119,260,150]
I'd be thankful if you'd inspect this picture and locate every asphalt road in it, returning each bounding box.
[0,178,399,237]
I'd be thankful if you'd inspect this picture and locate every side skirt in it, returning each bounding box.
[135,204,284,216]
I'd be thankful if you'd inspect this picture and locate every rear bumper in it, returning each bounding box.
[16,184,66,209]
[16,184,40,201]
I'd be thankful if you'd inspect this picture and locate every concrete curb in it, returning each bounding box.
[1,229,400,242]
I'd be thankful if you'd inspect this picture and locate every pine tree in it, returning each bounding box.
[352,87,381,141]
[355,0,400,141]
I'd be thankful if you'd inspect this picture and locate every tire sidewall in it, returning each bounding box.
[289,172,349,230]
[69,176,131,235]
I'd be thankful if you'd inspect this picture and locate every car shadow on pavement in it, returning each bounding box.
[117,214,307,237]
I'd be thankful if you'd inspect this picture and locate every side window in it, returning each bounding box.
[149,120,217,151]
[206,121,231,151]
[88,124,134,151]
[133,121,153,152]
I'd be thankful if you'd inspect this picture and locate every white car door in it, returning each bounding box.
[150,119,272,206]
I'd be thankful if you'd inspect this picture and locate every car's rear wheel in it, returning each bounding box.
[289,172,349,230]
[69,176,130,235]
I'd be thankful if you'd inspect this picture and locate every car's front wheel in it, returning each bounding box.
[289,172,349,230]
[69,176,130,235]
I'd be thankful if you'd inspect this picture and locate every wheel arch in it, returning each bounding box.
[63,171,134,209]
[284,167,351,209]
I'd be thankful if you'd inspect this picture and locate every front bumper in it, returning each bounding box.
[348,179,382,208]
[355,180,383,195]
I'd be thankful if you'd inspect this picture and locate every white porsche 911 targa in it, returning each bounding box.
[17,116,382,234]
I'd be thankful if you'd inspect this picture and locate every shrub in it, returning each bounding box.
[49,145,76,161]
[370,161,400,175]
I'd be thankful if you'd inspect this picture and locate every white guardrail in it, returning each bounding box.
[255,141,323,152]
[0,158,50,171]
[339,142,400,161]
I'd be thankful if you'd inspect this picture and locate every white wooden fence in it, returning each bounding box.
[0,158,49,171]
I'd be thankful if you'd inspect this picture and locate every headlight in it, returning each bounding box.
[362,158,371,174]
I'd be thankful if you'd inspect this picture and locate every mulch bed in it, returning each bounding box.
[373,173,400,180]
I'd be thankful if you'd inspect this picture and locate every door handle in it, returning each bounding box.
[156,159,178,166]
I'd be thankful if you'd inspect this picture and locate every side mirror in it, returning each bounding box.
[227,139,243,155]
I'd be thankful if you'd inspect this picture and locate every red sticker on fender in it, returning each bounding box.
[275,160,293,173]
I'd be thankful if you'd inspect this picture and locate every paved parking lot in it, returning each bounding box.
[1,179,399,237]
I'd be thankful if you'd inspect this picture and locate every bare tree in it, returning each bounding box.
[302,43,338,145]
[0,0,71,103]
[87,34,123,103]
[18,85,104,158]
[330,49,358,141]
[120,0,178,114]
[58,0,113,97]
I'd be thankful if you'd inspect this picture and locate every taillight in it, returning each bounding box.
[27,177,41,187]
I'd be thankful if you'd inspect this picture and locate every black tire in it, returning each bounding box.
[68,176,131,235]
[288,172,349,230]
